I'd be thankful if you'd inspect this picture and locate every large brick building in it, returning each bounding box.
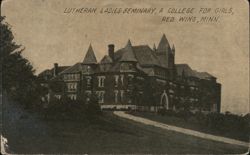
[39,34,221,112]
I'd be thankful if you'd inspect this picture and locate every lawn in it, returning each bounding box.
[2,106,248,154]
[128,111,249,142]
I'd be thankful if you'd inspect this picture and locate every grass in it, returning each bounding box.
[3,110,248,154]
[128,111,249,142]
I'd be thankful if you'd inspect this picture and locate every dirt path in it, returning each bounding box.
[114,111,249,148]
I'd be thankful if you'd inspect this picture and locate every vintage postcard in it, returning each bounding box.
[1,0,249,154]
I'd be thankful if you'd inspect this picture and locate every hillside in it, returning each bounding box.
[1,99,247,154]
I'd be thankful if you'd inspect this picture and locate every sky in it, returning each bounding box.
[2,0,249,114]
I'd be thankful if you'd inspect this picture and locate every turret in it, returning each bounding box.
[82,44,97,64]
[156,34,171,54]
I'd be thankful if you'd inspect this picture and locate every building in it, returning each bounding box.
[38,34,221,113]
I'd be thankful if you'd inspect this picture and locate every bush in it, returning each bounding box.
[157,108,166,116]
[42,94,102,121]
[176,110,193,121]
[158,109,176,116]
[86,95,102,119]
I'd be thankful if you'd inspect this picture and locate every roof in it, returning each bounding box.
[82,44,97,64]
[157,34,171,53]
[109,63,121,72]
[38,66,70,77]
[100,55,113,64]
[114,40,161,67]
[119,40,137,62]
[192,70,215,79]
[60,63,82,74]
[132,45,161,66]
[176,64,194,77]
[175,64,215,80]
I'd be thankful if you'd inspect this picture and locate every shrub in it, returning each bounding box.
[176,110,193,121]
[157,108,166,116]
[86,95,102,119]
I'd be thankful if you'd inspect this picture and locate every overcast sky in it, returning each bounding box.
[2,0,249,114]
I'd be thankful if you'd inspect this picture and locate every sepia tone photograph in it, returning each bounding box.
[0,0,249,154]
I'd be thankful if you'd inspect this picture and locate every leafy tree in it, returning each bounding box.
[0,16,42,107]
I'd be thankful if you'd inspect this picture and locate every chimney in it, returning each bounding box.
[108,44,115,61]
[53,63,59,76]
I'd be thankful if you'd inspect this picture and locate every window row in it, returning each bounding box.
[114,75,124,87]
[114,90,124,103]
[66,83,77,92]
[96,90,126,104]
[85,75,126,88]
[64,74,80,81]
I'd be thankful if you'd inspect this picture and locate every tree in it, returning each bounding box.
[0,16,40,107]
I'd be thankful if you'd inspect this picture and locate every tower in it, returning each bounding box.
[156,34,174,69]
[82,44,97,74]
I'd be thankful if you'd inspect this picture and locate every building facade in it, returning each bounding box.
[38,34,221,113]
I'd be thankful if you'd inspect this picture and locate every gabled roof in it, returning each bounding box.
[100,55,113,64]
[175,64,215,80]
[60,63,82,74]
[176,64,194,77]
[82,44,97,64]
[132,45,161,66]
[119,40,137,62]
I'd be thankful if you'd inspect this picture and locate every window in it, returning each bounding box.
[98,76,105,87]
[120,63,133,71]
[120,74,124,86]
[128,64,133,70]
[190,86,195,90]
[67,83,77,92]
[212,104,217,112]
[87,66,91,73]
[128,74,134,85]
[114,75,119,87]
[85,91,92,97]
[76,74,80,80]
[55,95,61,100]
[86,76,92,87]
[96,91,105,103]
[120,90,124,102]
[127,90,132,104]
[68,94,77,100]
[114,90,119,103]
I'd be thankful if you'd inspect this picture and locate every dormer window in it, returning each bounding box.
[120,62,133,71]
